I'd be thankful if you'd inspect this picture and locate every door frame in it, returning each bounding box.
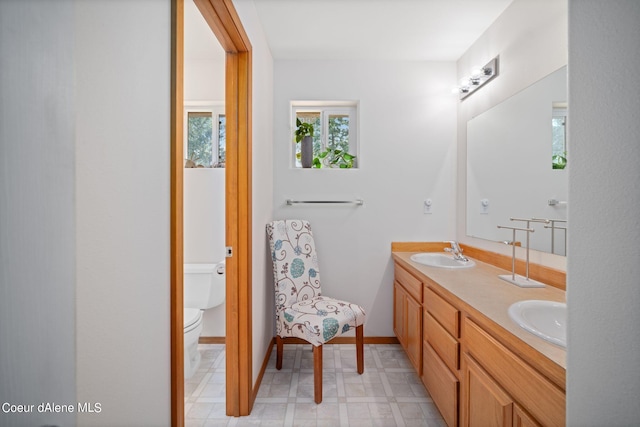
[171,0,253,423]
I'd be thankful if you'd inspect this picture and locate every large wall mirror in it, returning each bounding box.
[466,66,567,255]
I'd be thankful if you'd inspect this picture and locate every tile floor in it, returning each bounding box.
[185,343,446,426]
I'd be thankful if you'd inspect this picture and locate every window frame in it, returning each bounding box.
[291,101,359,169]
[183,101,225,168]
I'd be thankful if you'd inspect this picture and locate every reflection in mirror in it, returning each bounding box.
[466,66,567,255]
[552,103,567,169]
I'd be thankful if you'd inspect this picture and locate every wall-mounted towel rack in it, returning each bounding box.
[285,199,364,206]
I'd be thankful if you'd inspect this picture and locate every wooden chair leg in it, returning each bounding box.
[313,344,323,404]
[276,336,283,370]
[356,324,364,374]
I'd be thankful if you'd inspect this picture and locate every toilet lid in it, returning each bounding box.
[184,308,202,330]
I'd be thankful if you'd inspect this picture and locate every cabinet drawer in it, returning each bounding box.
[463,317,565,427]
[424,311,459,373]
[395,263,422,302]
[423,342,458,427]
[424,286,459,338]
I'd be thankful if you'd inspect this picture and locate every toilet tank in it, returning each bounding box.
[184,262,225,309]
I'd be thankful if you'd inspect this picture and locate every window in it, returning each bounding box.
[184,104,225,168]
[292,102,358,168]
[551,103,567,169]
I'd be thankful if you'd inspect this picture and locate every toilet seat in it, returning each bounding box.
[184,308,203,333]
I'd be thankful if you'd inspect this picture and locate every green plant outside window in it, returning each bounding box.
[293,107,357,168]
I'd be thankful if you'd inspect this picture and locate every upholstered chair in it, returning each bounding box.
[266,219,366,403]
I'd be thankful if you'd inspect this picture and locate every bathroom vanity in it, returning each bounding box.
[392,243,566,427]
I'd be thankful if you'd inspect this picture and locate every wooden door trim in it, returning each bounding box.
[171,0,253,424]
[170,0,185,425]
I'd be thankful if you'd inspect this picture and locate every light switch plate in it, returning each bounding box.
[424,199,433,214]
[480,198,489,214]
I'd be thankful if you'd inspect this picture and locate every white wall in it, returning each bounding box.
[184,169,226,336]
[0,1,76,426]
[273,60,457,336]
[567,1,640,424]
[456,0,568,268]
[184,0,225,102]
[75,1,171,425]
[233,0,275,386]
[185,59,225,101]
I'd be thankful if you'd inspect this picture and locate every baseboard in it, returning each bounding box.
[281,336,399,345]
[252,339,275,404]
[199,336,226,344]
[361,336,400,345]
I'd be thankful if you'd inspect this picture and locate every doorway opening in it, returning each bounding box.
[171,0,253,424]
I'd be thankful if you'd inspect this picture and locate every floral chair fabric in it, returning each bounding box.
[266,219,366,346]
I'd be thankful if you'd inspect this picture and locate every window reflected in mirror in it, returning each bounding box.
[552,103,567,170]
[466,66,567,256]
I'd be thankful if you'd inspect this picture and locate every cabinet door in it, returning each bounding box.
[461,353,514,427]
[393,282,405,345]
[463,317,565,426]
[513,404,541,427]
[423,342,458,427]
[405,292,422,374]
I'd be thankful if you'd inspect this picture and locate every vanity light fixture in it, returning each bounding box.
[453,56,499,100]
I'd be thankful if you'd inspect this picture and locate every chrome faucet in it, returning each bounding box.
[444,241,469,262]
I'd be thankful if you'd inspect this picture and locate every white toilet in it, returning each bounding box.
[184,261,225,379]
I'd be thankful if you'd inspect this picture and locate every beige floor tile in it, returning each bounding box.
[184,343,445,426]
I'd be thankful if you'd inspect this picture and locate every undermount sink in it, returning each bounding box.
[508,300,567,347]
[410,253,476,269]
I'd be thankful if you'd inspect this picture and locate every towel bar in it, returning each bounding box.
[285,199,364,206]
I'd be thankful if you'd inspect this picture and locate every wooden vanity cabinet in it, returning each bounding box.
[514,405,541,427]
[393,263,423,374]
[422,286,460,427]
[461,317,564,427]
[423,341,459,427]
[392,258,565,427]
[461,353,515,427]
[461,353,541,427]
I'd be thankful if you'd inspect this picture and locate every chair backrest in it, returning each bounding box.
[266,220,322,312]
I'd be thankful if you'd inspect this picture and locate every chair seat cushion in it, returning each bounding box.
[281,296,366,346]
